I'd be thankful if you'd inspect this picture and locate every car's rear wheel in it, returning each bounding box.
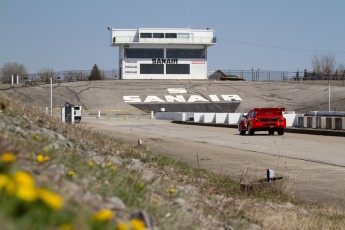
[248,123,255,135]
[239,125,246,135]
[277,129,284,135]
[268,130,274,135]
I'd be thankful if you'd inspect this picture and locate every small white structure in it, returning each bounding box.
[11,74,19,84]
[110,28,216,80]
[61,103,82,124]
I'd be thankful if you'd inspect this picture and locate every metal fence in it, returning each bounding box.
[209,69,345,82]
[22,69,310,82]
[209,69,297,81]
[3,68,345,84]
[23,69,120,82]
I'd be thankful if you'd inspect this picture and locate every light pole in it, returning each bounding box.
[50,78,53,115]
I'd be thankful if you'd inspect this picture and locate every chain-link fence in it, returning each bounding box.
[208,69,345,83]
[209,69,296,81]
[22,69,120,83]
[2,68,345,86]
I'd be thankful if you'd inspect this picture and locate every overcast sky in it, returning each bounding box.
[1,0,344,73]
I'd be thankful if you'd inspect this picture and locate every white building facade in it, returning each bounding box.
[110,28,216,80]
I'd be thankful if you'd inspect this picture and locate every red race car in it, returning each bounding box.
[238,108,286,135]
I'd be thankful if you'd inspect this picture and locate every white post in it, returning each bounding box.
[11,75,14,84]
[329,83,331,112]
[50,78,53,115]
[16,75,19,84]
[150,111,154,119]
[98,110,101,118]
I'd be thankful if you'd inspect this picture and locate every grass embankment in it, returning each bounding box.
[1,92,345,229]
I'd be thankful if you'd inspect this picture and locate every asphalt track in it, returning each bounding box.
[83,116,345,210]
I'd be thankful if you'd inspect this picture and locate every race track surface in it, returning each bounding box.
[83,116,345,210]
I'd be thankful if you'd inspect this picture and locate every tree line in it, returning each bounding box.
[310,54,345,75]
[0,63,104,84]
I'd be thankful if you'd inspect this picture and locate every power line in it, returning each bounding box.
[218,38,345,54]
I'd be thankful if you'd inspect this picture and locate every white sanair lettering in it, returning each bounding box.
[221,95,243,102]
[209,95,220,102]
[165,95,186,102]
[188,95,209,102]
[123,96,141,103]
[123,94,243,103]
[144,96,165,103]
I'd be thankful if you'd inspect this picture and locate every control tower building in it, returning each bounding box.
[110,28,216,80]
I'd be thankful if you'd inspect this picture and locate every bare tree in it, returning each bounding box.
[0,62,28,83]
[38,68,57,83]
[311,54,321,73]
[321,54,336,74]
[64,71,82,82]
[338,63,345,73]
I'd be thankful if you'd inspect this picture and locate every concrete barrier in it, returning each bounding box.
[228,113,242,124]
[156,112,186,121]
[303,116,308,128]
[320,117,327,129]
[186,112,194,121]
[334,117,343,130]
[194,113,204,123]
[283,113,298,127]
[326,117,332,129]
[297,116,304,127]
[215,113,228,123]
[204,113,216,123]
[156,111,344,130]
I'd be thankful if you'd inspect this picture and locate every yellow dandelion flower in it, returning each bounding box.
[5,180,16,195]
[88,161,94,167]
[68,171,76,177]
[0,174,10,189]
[106,162,112,167]
[37,188,63,210]
[16,186,37,202]
[36,154,45,163]
[139,183,145,189]
[1,153,16,163]
[60,223,74,230]
[13,171,35,188]
[130,218,147,230]
[92,209,114,222]
[152,198,158,203]
[116,222,129,230]
[169,188,175,194]
[34,135,42,141]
